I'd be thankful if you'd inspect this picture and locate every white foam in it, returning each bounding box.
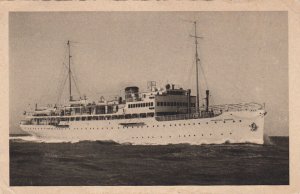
[263,134,273,145]
[9,135,80,143]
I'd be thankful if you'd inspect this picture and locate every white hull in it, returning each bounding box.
[20,110,265,145]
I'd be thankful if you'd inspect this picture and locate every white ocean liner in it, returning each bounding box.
[20,22,267,145]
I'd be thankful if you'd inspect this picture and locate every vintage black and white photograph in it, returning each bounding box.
[9,11,289,186]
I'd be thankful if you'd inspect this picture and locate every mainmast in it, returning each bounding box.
[191,21,202,114]
[67,40,72,101]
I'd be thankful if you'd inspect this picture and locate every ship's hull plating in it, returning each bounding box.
[20,110,265,145]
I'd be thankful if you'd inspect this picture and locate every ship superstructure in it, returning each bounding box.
[20,22,267,144]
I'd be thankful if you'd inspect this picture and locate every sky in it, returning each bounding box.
[9,11,288,136]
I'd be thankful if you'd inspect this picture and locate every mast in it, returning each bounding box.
[67,40,72,101]
[191,21,202,114]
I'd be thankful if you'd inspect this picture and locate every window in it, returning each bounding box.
[147,112,154,117]
[132,114,138,118]
[82,117,86,121]
[118,115,125,119]
[151,102,153,106]
[76,117,80,121]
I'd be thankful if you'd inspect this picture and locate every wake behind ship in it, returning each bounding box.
[20,22,267,145]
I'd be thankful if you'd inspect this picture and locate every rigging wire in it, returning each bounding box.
[61,62,82,98]
[71,71,81,97]
[56,73,69,104]
[55,45,69,104]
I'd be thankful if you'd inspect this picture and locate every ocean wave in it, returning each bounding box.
[9,136,81,143]
[10,134,273,145]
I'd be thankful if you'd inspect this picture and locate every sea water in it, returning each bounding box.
[9,134,289,186]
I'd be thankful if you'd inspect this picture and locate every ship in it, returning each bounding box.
[20,22,267,145]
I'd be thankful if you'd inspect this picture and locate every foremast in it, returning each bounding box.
[191,21,209,113]
[67,40,72,101]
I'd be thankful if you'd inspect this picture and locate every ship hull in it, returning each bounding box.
[20,110,265,145]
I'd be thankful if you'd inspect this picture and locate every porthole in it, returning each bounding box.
[160,136,162,138]
[189,135,191,137]
[233,120,235,123]
[169,136,171,138]
[174,124,176,126]
[193,123,195,125]
[230,132,232,135]
[179,124,181,126]
[184,135,186,137]
[221,133,223,135]
[206,122,208,124]
[223,121,226,123]
[157,125,159,127]
[188,123,190,125]
[239,120,242,122]
[163,125,165,127]
[170,124,172,127]
[210,133,212,136]
[194,134,196,136]
[198,123,200,125]
[215,122,217,124]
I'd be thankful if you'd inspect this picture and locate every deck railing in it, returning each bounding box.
[155,102,263,122]
[209,102,263,112]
